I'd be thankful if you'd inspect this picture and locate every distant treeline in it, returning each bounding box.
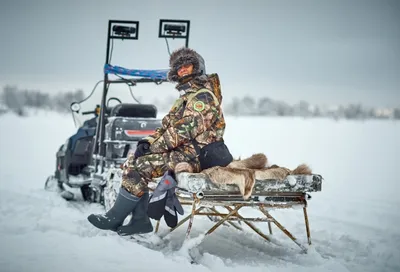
[0,85,84,116]
[154,95,400,120]
[222,96,400,120]
[0,86,399,120]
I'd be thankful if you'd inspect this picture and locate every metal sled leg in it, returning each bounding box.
[154,191,313,254]
[259,205,308,253]
[206,207,243,231]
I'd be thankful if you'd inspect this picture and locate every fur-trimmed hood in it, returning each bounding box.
[167,47,206,82]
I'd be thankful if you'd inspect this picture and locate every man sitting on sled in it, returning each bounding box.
[87,47,233,236]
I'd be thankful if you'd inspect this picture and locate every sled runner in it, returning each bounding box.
[149,171,323,253]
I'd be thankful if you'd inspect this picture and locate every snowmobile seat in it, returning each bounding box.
[110,103,157,118]
[68,136,94,175]
[69,125,96,153]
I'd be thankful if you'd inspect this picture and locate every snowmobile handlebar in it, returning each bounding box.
[82,110,96,115]
[82,105,101,116]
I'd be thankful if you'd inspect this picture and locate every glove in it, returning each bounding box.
[148,170,183,223]
[134,140,151,158]
[163,188,184,228]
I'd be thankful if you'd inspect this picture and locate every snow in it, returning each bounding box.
[0,111,399,272]
[287,175,297,187]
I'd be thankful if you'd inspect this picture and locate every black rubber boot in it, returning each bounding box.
[87,187,140,231]
[117,192,153,236]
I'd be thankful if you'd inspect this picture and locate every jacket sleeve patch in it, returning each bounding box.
[193,101,206,112]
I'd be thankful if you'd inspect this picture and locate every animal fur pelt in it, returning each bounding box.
[201,166,256,199]
[203,161,312,200]
[174,153,312,200]
[226,153,268,169]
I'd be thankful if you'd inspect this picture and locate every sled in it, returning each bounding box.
[149,172,323,253]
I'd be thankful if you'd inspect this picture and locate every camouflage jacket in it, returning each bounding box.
[144,73,226,159]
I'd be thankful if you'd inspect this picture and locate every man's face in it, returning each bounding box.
[177,63,194,78]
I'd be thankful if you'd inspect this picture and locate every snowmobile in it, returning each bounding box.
[44,19,191,206]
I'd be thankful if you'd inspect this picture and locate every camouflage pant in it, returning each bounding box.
[121,150,200,196]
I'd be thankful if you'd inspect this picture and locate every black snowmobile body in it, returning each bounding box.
[46,102,162,203]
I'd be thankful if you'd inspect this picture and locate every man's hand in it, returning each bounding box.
[134,140,151,158]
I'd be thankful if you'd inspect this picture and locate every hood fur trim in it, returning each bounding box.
[168,47,204,82]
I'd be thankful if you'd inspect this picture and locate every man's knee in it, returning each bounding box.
[121,169,147,197]
[136,154,167,175]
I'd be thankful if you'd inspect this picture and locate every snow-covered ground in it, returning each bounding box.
[0,111,399,272]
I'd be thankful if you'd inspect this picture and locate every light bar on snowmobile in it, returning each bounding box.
[112,25,136,37]
[109,20,139,40]
[164,24,185,35]
[159,19,190,47]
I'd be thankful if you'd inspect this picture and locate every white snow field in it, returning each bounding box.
[0,111,399,272]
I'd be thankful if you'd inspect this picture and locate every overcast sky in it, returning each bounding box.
[0,0,399,108]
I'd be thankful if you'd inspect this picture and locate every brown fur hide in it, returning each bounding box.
[227,153,268,170]
[175,154,312,200]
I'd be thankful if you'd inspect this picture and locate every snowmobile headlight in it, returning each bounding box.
[70,102,81,113]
